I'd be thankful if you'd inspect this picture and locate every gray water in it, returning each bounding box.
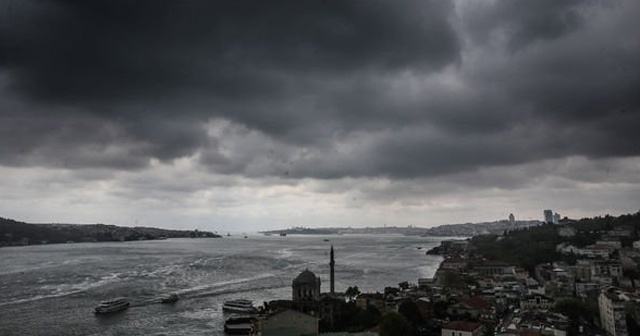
[0,234,444,336]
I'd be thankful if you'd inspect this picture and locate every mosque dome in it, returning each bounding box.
[293,269,318,284]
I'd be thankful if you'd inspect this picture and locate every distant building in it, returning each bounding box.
[608,227,633,238]
[509,213,515,225]
[440,239,470,256]
[441,321,483,336]
[440,257,468,271]
[558,226,576,237]
[544,210,554,224]
[470,260,514,276]
[553,212,561,224]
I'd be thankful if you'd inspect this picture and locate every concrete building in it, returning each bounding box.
[592,261,623,285]
[599,288,630,336]
[441,321,483,336]
[258,309,319,336]
[447,296,493,320]
[509,213,515,225]
[440,257,468,271]
[355,293,385,313]
[520,294,555,311]
[470,260,514,276]
[558,226,576,237]
[553,212,561,224]
[544,210,554,224]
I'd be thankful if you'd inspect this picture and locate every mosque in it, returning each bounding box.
[283,245,345,329]
[292,244,335,301]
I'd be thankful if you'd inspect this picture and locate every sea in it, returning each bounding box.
[0,234,445,336]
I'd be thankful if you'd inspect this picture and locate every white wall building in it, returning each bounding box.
[599,288,630,336]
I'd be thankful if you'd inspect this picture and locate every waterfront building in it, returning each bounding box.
[544,210,554,224]
[440,257,468,271]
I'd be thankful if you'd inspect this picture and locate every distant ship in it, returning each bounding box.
[94,297,129,314]
[279,233,287,237]
[222,299,257,314]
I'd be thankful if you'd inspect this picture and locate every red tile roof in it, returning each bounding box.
[443,321,482,332]
[461,296,492,310]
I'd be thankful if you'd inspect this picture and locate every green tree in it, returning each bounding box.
[345,286,361,301]
[379,312,411,336]
[398,300,423,330]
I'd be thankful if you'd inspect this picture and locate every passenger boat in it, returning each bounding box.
[161,293,179,304]
[222,299,257,314]
[94,297,129,314]
[224,316,256,335]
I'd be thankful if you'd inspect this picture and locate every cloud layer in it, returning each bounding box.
[1,0,639,228]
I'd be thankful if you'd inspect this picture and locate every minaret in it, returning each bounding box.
[330,245,335,294]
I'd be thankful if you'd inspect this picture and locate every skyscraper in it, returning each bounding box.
[509,213,515,224]
[543,210,553,224]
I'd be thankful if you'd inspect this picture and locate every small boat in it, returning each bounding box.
[161,293,179,304]
[94,297,129,314]
[224,316,256,335]
[279,233,287,237]
[323,239,330,242]
[222,299,257,314]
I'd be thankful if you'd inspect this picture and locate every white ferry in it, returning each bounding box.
[222,299,257,314]
[94,297,130,314]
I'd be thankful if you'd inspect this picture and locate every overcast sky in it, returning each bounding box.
[1,0,639,231]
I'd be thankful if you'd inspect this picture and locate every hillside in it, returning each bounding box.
[470,211,640,272]
[0,217,221,247]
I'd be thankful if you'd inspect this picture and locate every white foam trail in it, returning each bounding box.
[0,273,122,307]
[175,272,276,297]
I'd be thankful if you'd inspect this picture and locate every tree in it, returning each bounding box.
[379,312,412,336]
[398,300,423,332]
[345,286,361,301]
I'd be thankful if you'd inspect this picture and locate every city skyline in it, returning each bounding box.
[1,0,639,231]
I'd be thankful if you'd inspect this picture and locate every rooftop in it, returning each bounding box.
[443,321,483,332]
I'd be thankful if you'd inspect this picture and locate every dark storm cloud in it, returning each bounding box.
[460,0,586,51]
[0,0,460,169]
[2,0,458,103]
[0,0,639,181]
